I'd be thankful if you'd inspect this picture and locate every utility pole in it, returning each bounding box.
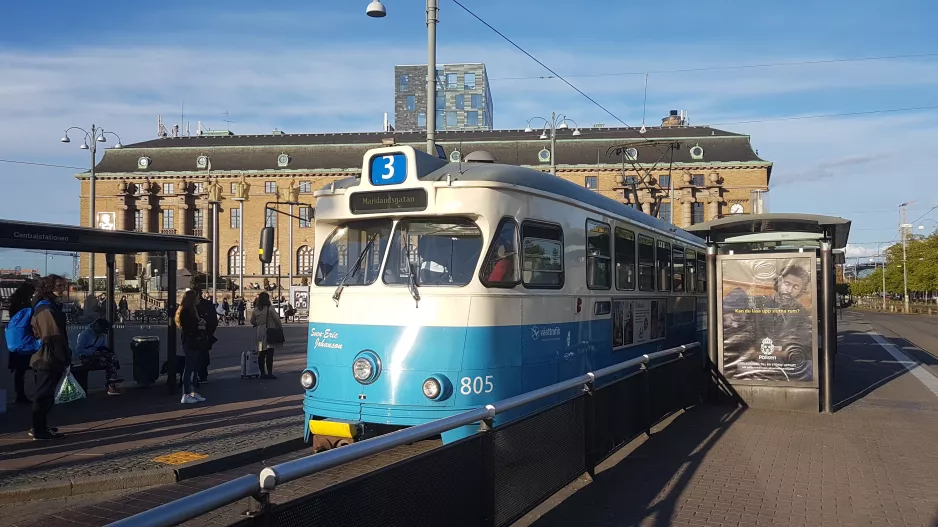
[900,202,911,314]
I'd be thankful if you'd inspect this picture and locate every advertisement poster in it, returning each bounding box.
[632,299,652,344]
[96,212,116,231]
[612,299,634,348]
[290,286,310,318]
[720,256,816,382]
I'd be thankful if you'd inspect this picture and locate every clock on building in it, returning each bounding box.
[730,203,744,214]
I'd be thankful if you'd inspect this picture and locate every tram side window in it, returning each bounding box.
[480,218,521,287]
[521,221,564,288]
[586,220,611,289]
[697,253,707,292]
[685,249,696,293]
[638,235,655,291]
[657,240,672,292]
[672,245,684,292]
[614,227,636,291]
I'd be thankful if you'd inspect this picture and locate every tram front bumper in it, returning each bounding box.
[309,418,362,439]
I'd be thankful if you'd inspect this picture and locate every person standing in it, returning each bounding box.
[194,288,218,383]
[29,274,71,440]
[175,290,206,404]
[7,281,36,404]
[250,292,283,379]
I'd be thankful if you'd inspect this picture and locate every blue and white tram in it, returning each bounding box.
[301,145,708,447]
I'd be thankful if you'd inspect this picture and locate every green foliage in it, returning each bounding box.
[852,233,938,296]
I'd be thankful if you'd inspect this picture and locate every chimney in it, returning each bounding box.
[661,109,687,128]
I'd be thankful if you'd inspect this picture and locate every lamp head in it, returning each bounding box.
[366,1,387,17]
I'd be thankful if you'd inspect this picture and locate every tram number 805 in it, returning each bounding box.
[460,376,494,395]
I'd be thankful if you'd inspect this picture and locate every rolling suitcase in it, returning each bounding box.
[241,350,260,379]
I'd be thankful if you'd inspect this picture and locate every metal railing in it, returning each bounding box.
[109,341,701,527]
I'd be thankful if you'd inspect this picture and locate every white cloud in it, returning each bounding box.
[845,245,885,258]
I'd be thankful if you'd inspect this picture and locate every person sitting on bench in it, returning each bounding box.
[76,318,123,395]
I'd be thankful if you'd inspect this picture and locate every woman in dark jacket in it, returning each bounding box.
[7,281,35,404]
[29,274,71,440]
[175,289,206,404]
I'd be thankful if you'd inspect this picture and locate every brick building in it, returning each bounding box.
[78,112,771,288]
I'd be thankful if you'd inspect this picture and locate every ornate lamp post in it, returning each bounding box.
[525,112,581,176]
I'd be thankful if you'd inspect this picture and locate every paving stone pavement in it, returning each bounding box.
[515,310,938,527]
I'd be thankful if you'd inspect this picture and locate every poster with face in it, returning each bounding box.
[291,286,310,315]
[96,212,116,231]
[719,255,816,382]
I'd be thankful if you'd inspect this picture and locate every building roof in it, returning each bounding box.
[90,126,770,177]
[328,157,706,247]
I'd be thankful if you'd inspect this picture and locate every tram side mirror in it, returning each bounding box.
[259,227,275,264]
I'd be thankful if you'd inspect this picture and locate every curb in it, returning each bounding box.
[0,435,306,505]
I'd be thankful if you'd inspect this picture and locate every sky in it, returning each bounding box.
[1,0,937,276]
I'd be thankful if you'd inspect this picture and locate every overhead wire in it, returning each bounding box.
[0,159,86,170]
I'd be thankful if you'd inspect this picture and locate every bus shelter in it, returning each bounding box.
[685,213,851,413]
[0,219,208,388]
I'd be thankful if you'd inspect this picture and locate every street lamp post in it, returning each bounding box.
[525,112,581,176]
[877,242,887,311]
[900,202,912,313]
[367,0,439,155]
[61,125,122,300]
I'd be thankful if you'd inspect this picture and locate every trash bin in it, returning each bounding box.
[131,336,161,387]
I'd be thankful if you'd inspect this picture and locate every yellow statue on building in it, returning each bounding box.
[234,175,250,200]
[287,178,301,203]
[207,178,223,202]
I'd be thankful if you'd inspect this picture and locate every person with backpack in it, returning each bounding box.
[193,288,218,383]
[5,281,37,404]
[29,274,71,440]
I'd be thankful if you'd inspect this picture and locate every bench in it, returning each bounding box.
[71,362,108,393]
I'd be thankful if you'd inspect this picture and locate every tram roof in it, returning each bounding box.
[328,161,707,247]
[684,213,851,249]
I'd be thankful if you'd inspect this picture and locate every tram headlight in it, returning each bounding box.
[352,351,381,385]
[300,369,317,390]
[422,378,442,399]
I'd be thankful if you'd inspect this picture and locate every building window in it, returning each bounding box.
[466,111,478,126]
[418,113,427,127]
[446,73,457,89]
[455,95,465,110]
[265,181,277,194]
[230,207,241,229]
[691,174,705,186]
[193,209,204,230]
[400,74,409,91]
[406,95,415,111]
[638,235,655,292]
[521,221,564,289]
[162,209,175,231]
[262,248,280,275]
[465,73,476,89]
[614,227,636,291]
[585,176,598,189]
[299,181,312,193]
[436,68,444,86]
[227,246,241,275]
[162,183,174,195]
[446,111,458,127]
[436,94,445,110]
[265,208,277,228]
[299,206,312,228]
[470,94,482,109]
[692,202,705,224]
[297,245,314,275]
[658,202,671,223]
[192,182,203,194]
[133,210,143,232]
[657,240,672,292]
[586,220,611,289]
[436,110,444,130]
[231,182,238,194]
[659,175,671,188]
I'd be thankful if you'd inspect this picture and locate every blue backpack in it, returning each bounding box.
[5,301,49,355]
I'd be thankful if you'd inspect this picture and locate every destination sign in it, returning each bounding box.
[350,188,428,214]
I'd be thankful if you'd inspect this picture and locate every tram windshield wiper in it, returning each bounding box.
[332,233,378,307]
[400,228,421,307]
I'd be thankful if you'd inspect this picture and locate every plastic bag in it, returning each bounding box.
[55,366,87,405]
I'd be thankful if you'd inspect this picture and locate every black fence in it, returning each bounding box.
[236,348,703,527]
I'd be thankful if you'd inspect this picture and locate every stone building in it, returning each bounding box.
[78,112,771,289]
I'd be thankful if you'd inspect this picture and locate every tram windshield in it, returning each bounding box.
[315,220,392,286]
[384,217,484,286]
